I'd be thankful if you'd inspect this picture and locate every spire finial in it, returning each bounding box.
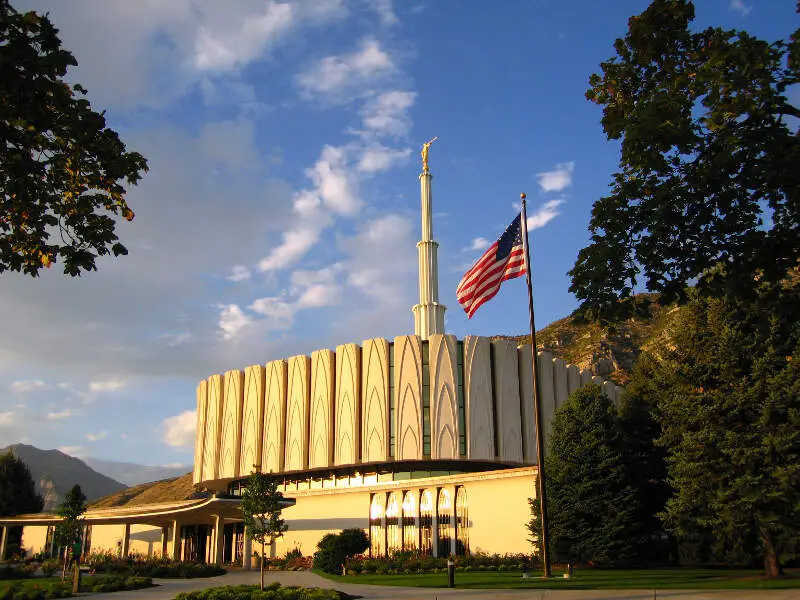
[421,137,438,174]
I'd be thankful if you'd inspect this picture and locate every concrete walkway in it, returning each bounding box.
[88,570,800,600]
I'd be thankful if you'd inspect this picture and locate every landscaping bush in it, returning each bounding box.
[174,584,354,600]
[341,551,537,576]
[0,565,36,581]
[313,529,369,575]
[80,574,152,593]
[0,582,71,600]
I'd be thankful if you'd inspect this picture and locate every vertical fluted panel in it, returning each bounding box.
[395,335,423,460]
[218,370,244,479]
[262,359,287,473]
[193,380,208,484]
[240,365,265,476]
[516,344,537,464]
[284,355,311,471]
[429,334,458,459]
[463,336,494,460]
[491,340,522,462]
[602,380,617,403]
[309,349,335,469]
[335,343,361,466]
[567,365,581,396]
[361,338,390,463]
[202,374,224,481]
[580,370,594,386]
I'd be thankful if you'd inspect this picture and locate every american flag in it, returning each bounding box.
[456,214,527,318]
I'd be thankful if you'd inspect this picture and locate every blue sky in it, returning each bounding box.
[0,0,794,469]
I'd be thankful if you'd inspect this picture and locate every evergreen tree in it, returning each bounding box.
[528,385,641,566]
[0,450,44,516]
[648,284,800,577]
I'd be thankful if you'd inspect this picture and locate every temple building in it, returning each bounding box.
[0,147,621,565]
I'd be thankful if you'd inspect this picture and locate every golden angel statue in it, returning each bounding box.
[421,137,438,173]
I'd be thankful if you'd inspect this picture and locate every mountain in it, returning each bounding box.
[0,444,126,511]
[82,458,191,487]
[494,294,676,385]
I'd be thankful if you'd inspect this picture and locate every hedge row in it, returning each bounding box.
[175,583,355,600]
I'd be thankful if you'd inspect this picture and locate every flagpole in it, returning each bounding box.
[520,192,551,578]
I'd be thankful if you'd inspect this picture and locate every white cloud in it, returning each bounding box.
[10,380,48,394]
[46,409,78,421]
[227,266,252,282]
[368,0,399,25]
[470,237,489,251]
[0,412,15,426]
[58,445,86,457]
[86,431,108,442]
[536,162,574,193]
[357,145,411,173]
[258,226,322,272]
[163,410,197,449]
[192,2,295,72]
[359,91,416,137]
[218,304,254,340]
[527,199,565,230]
[89,380,126,394]
[306,145,361,215]
[296,38,394,100]
[729,0,751,15]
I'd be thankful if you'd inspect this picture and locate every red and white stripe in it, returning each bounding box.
[456,242,526,318]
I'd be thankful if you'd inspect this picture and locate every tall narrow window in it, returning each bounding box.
[402,491,418,552]
[422,341,431,457]
[386,493,401,555]
[419,489,434,555]
[389,343,395,458]
[455,487,469,555]
[457,340,466,456]
[369,494,385,557]
[437,488,452,557]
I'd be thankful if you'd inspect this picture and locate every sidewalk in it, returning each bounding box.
[87,569,800,600]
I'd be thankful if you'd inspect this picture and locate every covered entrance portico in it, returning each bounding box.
[0,495,295,567]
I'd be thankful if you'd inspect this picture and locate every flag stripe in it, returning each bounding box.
[456,214,527,318]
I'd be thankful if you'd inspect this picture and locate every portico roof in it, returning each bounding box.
[0,495,296,528]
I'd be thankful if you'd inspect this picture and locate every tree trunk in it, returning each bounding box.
[761,532,780,579]
[260,540,265,591]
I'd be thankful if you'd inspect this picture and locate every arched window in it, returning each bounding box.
[437,488,452,557]
[386,493,401,555]
[369,494,385,557]
[419,489,434,555]
[401,491,418,552]
[455,487,469,555]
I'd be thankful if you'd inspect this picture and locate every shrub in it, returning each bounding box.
[312,530,369,575]
[174,584,353,600]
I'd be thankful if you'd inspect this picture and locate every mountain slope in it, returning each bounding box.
[88,472,206,509]
[82,458,191,487]
[0,444,126,511]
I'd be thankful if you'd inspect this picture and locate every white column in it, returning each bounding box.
[0,526,8,561]
[213,514,225,565]
[412,171,446,340]
[170,521,181,561]
[449,485,458,557]
[121,524,130,558]
[242,526,252,570]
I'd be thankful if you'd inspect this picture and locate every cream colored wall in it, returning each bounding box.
[128,524,163,557]
[279,490,370,557]
[465,473,534,554]
[89,524,127,554]
[21,526,48,556]
[194,335,625,483]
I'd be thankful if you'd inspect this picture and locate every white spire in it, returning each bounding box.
[412,140,446,340]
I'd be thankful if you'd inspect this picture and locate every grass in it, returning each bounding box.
[0,577,68,593]
[318,568,800,590]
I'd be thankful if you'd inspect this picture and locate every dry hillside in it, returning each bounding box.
[89,472,208,509]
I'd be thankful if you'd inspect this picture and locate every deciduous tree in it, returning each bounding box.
[0,0,148,277]
[54,484,86,581]
[570,0,799,320]
[241,472,288,590]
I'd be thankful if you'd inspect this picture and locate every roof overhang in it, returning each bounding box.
[0,496,296,528]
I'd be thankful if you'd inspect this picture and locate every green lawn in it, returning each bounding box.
[0,577,68,593]
[318,568,800,590]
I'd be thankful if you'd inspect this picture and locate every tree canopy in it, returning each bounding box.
[569,0,800,319]
[0,450,44,516]
[643,283,800,577]
[54,483,86,549]
[0,0,148,277]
